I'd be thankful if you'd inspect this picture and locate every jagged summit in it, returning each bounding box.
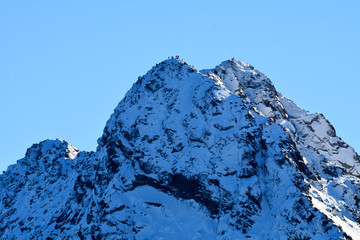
[1,58,360,239]
[145,56,196,75]
[25,139,79,160]
[215,58,257,72]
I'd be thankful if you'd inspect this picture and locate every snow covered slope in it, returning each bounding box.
[1,57,359,239]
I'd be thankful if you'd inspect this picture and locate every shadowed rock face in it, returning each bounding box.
[0,58,359,239]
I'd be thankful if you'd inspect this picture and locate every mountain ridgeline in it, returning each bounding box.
[1,58,360,239]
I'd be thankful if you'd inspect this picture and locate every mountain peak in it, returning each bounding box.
[152,56,194,72]
[219,58,255,71]
[1,58,360,239]
[24,139,79,161]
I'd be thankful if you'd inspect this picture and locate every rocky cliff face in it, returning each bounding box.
[1,58,359,239]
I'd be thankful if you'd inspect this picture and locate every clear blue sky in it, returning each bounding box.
[1,1,359,172]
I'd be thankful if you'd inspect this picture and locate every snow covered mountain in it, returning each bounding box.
[1,57,360,239]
